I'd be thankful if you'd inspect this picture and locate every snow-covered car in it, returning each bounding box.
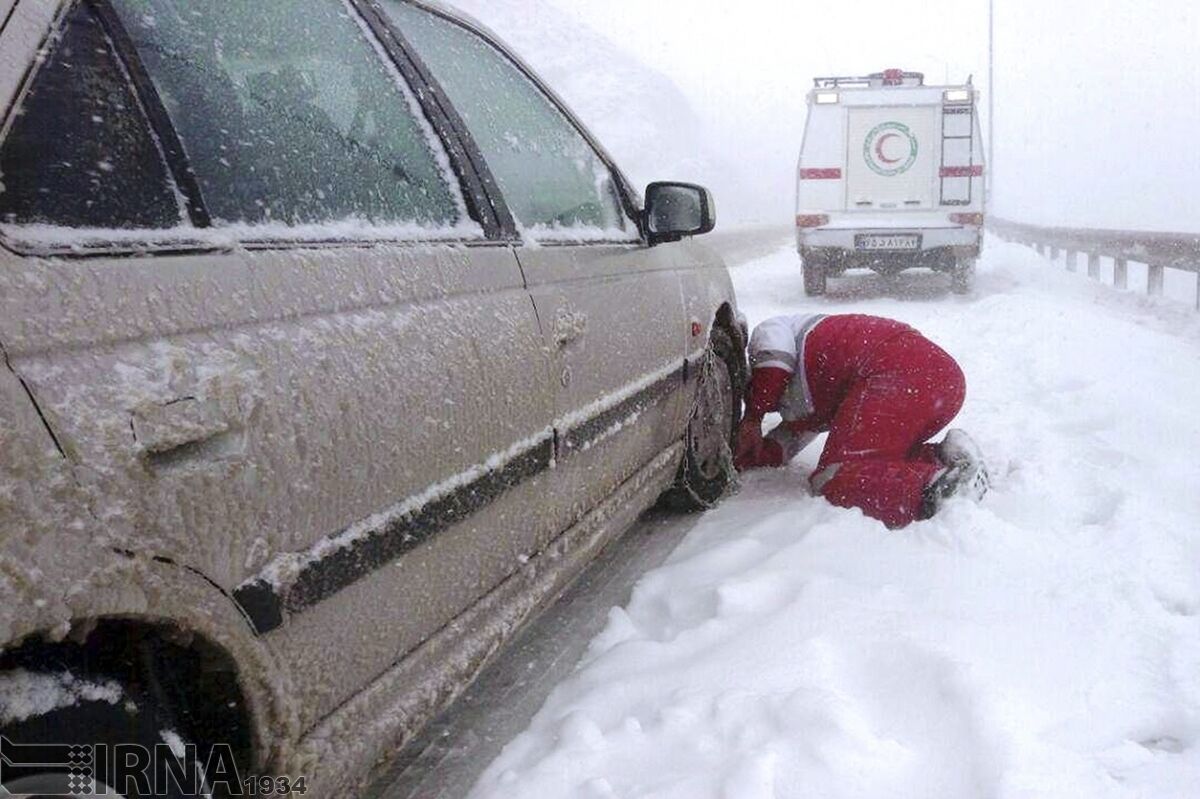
[795,69,987,295]
[0,0,744,795]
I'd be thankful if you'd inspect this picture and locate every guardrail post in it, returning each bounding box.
[1113,258,1128,290]
[1148,264,1165,296]
[988,218,1198,310]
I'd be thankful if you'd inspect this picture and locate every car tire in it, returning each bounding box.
[660,328,744,512]
[802,258,827,296]
[0,672,209,798]
[951,257,975,294]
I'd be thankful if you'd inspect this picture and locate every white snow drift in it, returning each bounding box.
[467,238,1200,799]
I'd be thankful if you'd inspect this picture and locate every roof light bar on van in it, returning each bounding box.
[944,89,972,103]
[815,91,840,104]
[815,71,926,89]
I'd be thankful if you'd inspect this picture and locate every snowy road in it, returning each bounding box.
[374,233,1200,799]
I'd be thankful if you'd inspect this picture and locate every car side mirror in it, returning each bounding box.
[644,182,716,245]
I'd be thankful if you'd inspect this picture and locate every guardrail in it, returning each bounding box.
[988,217,1200,310]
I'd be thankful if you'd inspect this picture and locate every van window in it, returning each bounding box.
[110,0,471,234]
[381,1,636,243]
[0,2,183,230]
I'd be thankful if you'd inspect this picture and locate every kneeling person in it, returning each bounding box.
[735,313,988,528]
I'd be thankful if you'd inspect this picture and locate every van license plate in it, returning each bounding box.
[856,234,921,251]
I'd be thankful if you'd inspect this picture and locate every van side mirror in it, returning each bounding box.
[644,182,716,245]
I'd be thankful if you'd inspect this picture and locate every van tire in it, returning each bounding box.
[951,258,975,294]
[660,329,742,512]
[802,259,827,296]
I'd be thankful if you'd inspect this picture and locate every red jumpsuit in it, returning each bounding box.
[740,314,965,529]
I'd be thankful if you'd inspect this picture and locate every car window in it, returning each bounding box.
[380,1,638,243]
[108,0,474,236]
[0,2,184,231]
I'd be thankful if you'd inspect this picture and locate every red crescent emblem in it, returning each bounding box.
[875,133,902,165]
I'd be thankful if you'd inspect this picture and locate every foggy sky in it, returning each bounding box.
[552,0,1199,232]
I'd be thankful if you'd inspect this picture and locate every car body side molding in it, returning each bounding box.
[233,359,698,635]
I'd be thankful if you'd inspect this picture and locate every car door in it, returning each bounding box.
[0,0,557,728]
[386,0,693,535]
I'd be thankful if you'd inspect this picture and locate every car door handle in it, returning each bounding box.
[131,397,238,461]
[554,308,588,348]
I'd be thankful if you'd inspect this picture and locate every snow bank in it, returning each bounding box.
[467,239,1200,798]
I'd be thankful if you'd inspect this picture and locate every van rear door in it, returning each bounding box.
[845,105,938,211]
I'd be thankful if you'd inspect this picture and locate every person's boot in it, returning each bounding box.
[921,430,990,519]
[936,429,985,470]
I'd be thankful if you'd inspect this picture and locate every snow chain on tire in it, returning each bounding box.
[660,328,743,512]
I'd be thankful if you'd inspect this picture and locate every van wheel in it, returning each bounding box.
[0,672,208,798]
[951,258,975,294]
[660,329,743,511]
[802,259,827,296]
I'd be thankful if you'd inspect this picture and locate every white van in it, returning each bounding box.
[795,69,986,295]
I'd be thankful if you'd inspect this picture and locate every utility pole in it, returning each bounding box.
[987,0,995,202]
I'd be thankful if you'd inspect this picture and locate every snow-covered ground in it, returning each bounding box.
[466,238,1200,799]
